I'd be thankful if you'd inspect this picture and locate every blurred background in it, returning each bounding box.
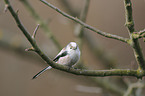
[0,0,145,96]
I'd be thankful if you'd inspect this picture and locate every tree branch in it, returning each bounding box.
[59,0,118,69]
[124,0,134,33]
[138,29,145,36]
[32,24,39,39]
[40,0,129,43]
[4,0,145,78]
[133,29,145,39]
[124,0,145,71]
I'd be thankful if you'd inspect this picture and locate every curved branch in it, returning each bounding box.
[4,0,145,78]
[40,0,129,43]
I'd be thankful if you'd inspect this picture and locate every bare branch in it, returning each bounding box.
[124,0,134,33]
[40,0,129,43]
[124,0,145,70]
[4,4,8,12]
[133,29,145,39]
[25,47,35,51]
[32,24,39,39]
[4,0,145,78]
[138,29,145,35]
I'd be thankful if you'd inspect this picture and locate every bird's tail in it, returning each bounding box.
[32,66,52,79]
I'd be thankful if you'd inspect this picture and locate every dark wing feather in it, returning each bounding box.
[53,51,67,62]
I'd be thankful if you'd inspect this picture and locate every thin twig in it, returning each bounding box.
[138,29,145,35]
[32,24,39,39]
[40,0,129,43]
[25,47,35,51]
[130,29,145,39]
[4,4,8,12]
[134,29,145,39]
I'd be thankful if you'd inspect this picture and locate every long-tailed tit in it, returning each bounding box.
[32,42,81,79]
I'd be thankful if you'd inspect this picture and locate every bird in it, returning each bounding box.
[32,42,81,79]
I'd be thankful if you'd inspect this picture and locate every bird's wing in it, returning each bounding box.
[53,48,67,62]
[32,48,68,79]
